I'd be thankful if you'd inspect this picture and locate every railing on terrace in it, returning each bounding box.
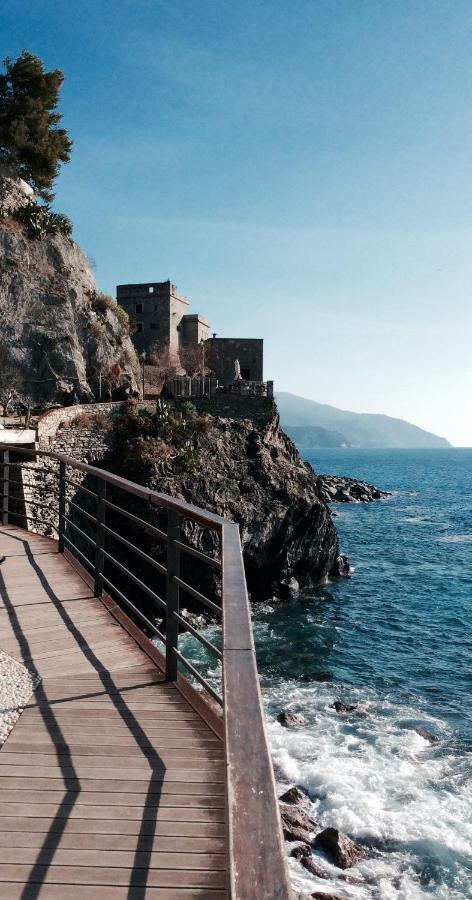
[0,444,291,899]
[165,375,274,399]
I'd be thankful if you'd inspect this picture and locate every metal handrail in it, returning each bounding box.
[0,443,291,899]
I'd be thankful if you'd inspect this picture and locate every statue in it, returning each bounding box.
[234,358,242,381]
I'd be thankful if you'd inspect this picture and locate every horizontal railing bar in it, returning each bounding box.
[101,573,166,642]
[173,576,222,618]
[62,533,94,569]
[104,498,168,542]
[66,498,97,524]
[2,494,59,510]
[63,515,96,547]
[1,444,227,529]
[173,539,222,570]
[4,510,57,530]
[173,612,222,660]
[102,548,167,611]
[65,479,97,499]
[103,523,167,575]
[173,649,223,705]
[7,465,55,477]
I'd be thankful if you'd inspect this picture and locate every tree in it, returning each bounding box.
[0,50,72,201]
[179,343,211,377]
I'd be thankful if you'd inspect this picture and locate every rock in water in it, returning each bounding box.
[277,711,307,728]
[414,727,439,743]
[280,803,318,844]
[279,785,311,806]
[314,827,366,869]
[331,701,357,713]
[290,845,329,879]
[0,170,138,404]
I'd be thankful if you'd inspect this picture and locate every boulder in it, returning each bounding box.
[280,785,310,807]
[331,701,357,713]
[414,727,439,743]
[314,827,366,869]
[280,803,317,844]
[291,845,330,880]
[277,711,307,728]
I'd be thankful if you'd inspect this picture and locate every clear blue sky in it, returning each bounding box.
[3,0,471,444]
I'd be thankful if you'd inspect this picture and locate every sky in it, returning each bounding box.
[2,0,471,445]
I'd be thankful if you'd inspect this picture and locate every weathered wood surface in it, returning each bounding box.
[0,524,228,899]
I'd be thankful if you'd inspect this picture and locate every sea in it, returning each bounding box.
[183,448,472,899]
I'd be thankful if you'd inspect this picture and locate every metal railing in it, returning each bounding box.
[0,444,290,899]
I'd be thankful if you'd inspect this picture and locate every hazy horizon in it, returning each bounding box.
[3,0,471,445]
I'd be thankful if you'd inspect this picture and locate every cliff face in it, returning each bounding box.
[114,403,341,599]
[0,172,138,403]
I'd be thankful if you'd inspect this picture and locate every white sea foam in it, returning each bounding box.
[265,682,472,898]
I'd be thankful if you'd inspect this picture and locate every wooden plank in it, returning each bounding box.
[0,865,227,888]
[0,817,224,837]
[0,830,225,852]
[0,803,225,823]
[0,849,226,869]
[0,776,224,795]
[5,731,220,748]
[0,765,225,782]
[0,789,225,809]
[0,885,227,900]
[2,743,224,761]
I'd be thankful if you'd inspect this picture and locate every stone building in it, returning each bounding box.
[116,279,264,385]
[205,337,263,384]
[116,280,209,355]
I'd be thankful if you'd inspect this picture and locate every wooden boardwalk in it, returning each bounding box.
[0,525,227,900]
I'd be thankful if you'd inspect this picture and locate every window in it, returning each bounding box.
[241,367,251,380]
[149,286,154,294]
[150,323,158,330]
[136,322,144,333]
[135,302,143,313]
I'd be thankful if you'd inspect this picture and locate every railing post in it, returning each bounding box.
[58,460,66,552]
[166,510,181,681]
[94,478,106,597]
[2,449,9,526]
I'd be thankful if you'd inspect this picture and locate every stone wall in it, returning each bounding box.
[37,402,126,443]
[204,337,263,384]
[13,422,117,540]
[180,394,275,425]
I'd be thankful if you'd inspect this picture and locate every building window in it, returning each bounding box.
[150,323,158,330]
[136,322,144,333]
[241,367,251,380]
[135,302,143,313]
[149,286,154,294]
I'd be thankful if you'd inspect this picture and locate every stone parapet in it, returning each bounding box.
[37,402,126,444]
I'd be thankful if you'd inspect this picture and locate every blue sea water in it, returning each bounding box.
[182,448,472,898]
[261,448,472,898]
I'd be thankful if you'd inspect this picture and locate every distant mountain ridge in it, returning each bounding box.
[276,392,451,449]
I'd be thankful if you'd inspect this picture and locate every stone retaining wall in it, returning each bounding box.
[178,395,275,425]
[15,423,116,540]
[37,402,126,444]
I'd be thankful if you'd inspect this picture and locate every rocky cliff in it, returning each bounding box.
[0,171,138,404]
[110,401,343,600]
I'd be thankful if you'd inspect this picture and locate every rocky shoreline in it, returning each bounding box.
[317,472,391,504]
[277,705,368,899]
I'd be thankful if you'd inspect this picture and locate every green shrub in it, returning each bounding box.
[12,199,73,239]
[90,292,130,333]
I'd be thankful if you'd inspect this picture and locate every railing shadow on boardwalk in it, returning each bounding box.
[1,444,292,899]
[0,532,166,900]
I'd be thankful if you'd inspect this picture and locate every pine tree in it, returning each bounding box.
[0,50,72,201]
